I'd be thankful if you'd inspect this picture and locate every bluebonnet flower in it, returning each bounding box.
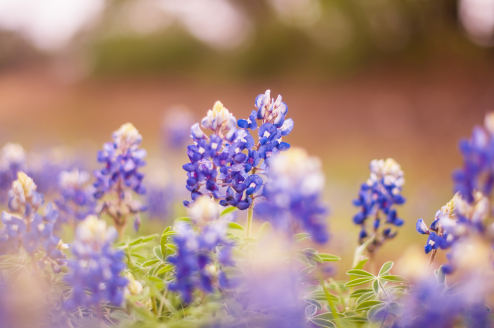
[162,106,195,150]
[395,276,492,328]
[416,197,456,254]
[168,212,233,303]
[453,113,494,203]
[0,172,67,272]
[64,215,127,309]
[145,183,173,220]
[27,147,78,195]
[94,123,147,237]
[352,158,405,247]
[55,168,96,226]
[183,90,294,212]
[0,143,25,200]
[255,148,329,244]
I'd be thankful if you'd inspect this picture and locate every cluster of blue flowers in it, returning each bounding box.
[453,113,494,203]
[0,143,25,200]
[168,216,233,303]
[256,148,329,244]
[183,90,294,211]
[64,215,127,309]
[352,158,405,244]
[144,184,173,220]
[55,168,96,225]
[0,172,67,272]
[94,123,147,235]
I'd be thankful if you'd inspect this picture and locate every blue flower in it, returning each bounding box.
[0,143,25,201]
[64,216,127,309]
[94,123,147,237]
[453,114,494,203]
[168,222,233,303]
[352,158,405,244]
[255,148,329,244]
[0,172,67,271]
[183,91,294,212]
[145,184,173,220]
[55,168,96,225]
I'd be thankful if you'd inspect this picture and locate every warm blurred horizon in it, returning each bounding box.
[1,0,494,273]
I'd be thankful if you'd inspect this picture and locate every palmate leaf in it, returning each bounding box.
[354,300,384,311]
[313,312,345,321]
[356,292,375,305]
[343,316,369,323]
[378,261,393,276]
[310,318,336,328]
[304,299,322,310]
[379,275,408,283]
[346,269,374,277]
[344,277,375,288]
[349,289,373,298]
[156,264,174,275]
[373,279,379,294]
[305,291,339,302]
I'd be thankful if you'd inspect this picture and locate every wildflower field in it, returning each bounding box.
[0,87,493,328]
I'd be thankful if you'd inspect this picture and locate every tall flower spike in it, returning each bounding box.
[94,123,147,238]
[352,158,405,252]
[183,90,294,218]
[0,172,67,273]
[64,215,127,309]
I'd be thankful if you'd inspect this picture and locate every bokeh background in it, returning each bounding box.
[1,0,494,276]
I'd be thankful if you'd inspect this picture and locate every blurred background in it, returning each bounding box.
[0,0,494,275]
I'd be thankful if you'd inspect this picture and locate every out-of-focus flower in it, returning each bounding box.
[187,195,219,225]
[55,168,96,225]
[94,123,147,237]
[256,148,329,243]
[64,215,127,309]
[162,106,195,150]
[168,221,233,303]
[453,113,494,203]
[353,158,405,245]
[124,272,143,296]
[0,143,26,199]
[144,183,173,220]
[0,172,67,272]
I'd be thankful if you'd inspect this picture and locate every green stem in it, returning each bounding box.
[319,277,341,328]
[246,205,254,237]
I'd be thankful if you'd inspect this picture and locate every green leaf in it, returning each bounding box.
[153,246,163,261]
[356,292,375,305]
[227,222,244,230]
[165,244,178,253]
[142,259,160,267]
[373,279,379,294]
[379,275,408,283]
[367,303,388,320]
[310,319,336,328]
[318,254,341,262]
[349,289,373,298]
[258,222,273,239]
[221,206,238,217]
[156,264,174,275]
[313,312,342,320]
[160,227,173,257]
[344,277,375,288]
[128,237,143,246]
[353,237,374,267]
[354,300,384,311]
[305,291,339,302]
[175,217,193,223]
[304,299,322,310]
[343,316,368,323]
[130,253,146,260]
[294,233,311,243]
[354,258,368,270]
[378,261,394,276]
[346,269,374,277]
[141,234,159,243]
